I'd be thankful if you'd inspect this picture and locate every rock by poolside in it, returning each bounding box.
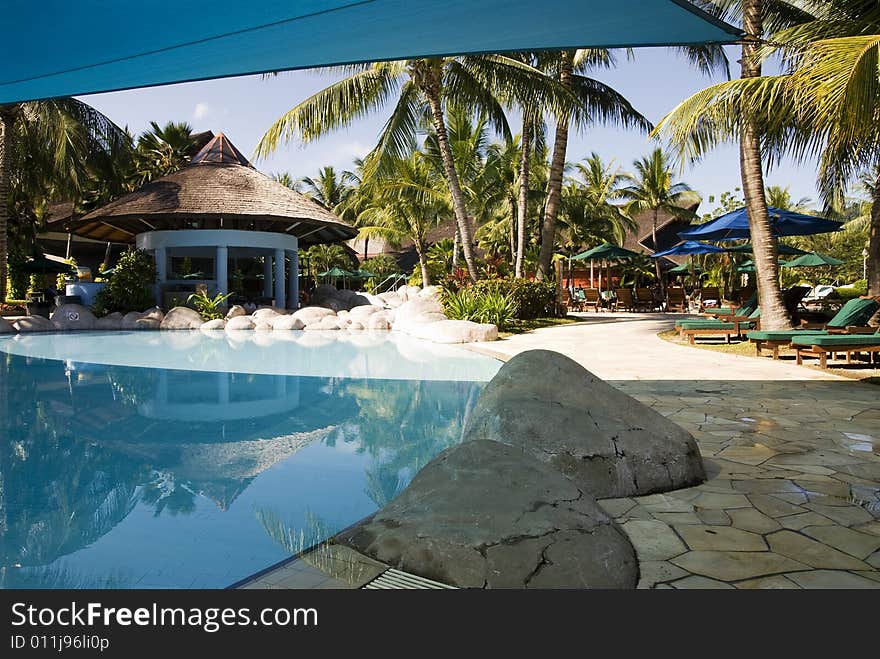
[160,306,204,330]
[407,319,499,344]
[12,315,55,332]
[226,315,256,331]
[121,308,164,330]
[50,304,98,330]
[200,318,226,330]
[335,440,638,589]
[95,312,123,330]
[0,317,14,333]
[462,349,706,498]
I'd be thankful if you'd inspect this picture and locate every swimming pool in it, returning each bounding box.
[0,331,500,589]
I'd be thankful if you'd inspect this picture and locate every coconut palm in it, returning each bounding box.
[255,55,573,283]
[355,153,449,285]
[0,99,127,301]
[765,185,813,213]
[295,165,356,211]
[618,148,698,295]
[561,153,636,246]
[534,49,652,281]
[134,121,204,184]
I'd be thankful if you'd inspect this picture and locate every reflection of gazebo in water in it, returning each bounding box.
[66,133,357,308]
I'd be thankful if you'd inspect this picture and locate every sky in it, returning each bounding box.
[77,45,827,216]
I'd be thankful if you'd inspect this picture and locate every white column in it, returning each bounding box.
[263,255,273,298]
[154,248,167,305]
[287,249,298,309]
[216,246,228,297]
[274,248,285,308]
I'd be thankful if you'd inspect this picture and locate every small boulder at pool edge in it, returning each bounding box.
[462,349,706,499]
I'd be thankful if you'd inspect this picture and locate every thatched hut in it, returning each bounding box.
[63,132,356,308]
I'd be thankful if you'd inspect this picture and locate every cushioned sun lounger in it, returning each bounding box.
[679,307,760,344]
[747,297,879,358]
[706,291,758,319]
[791,333,880,368]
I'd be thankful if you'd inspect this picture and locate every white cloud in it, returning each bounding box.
[192,102,211,120]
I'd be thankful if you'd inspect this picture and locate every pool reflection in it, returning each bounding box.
[0,350,484,588]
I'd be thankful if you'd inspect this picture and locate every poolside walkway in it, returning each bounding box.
[470,312,880,588]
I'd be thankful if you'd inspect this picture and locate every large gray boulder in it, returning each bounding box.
[335,441,637,589]
[50,304,97,330]
[95,312,123,330]
[0,317,14,333]
[13,315,56,332]
[407,319,497,343]
[463,350,705,498]
[160,306,204,330]
[121,308,163,330]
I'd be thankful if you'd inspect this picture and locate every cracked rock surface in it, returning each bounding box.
[463,349,706,498]
[334,441,638,588]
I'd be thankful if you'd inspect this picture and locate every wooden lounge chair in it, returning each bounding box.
[581,288,601,312]
[792,331,880,368]
[635,288,657,312]
[704,291,758,319]
[747,297,879,359]
[678,307,761,344]
[699,287,721,311]
[614,288,636,312]
[570,288,586,311]
[666,287,687,312]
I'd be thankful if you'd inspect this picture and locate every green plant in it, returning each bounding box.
[56,257,76,289]
[187,289,231,320]
[442,288,482,321]
[475,289,516,329]
[471,277,556,319]
[93,249,156,315]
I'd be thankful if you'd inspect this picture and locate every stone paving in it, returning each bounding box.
[468,312,880,588]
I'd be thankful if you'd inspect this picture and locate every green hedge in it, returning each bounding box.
[93,249,157,315]
[833,279,868,301]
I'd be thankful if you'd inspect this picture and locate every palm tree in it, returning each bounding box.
[304,243,351,275]
[255,56,571,283]
[563,153,635,245]
[0,99,126,301]
[355,153,449,285]
[295,165,356,211]
[765,185,813,213]
[619,148,697,296]
[534,49,652,281]
[134,121,203,184]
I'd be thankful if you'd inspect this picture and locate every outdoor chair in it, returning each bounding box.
[635,288,658,312]
[792,330,880,368]
[614,288,636,312]
[747,297,880,359]
[581,288,601,312]
[699,286,721,311]
[705,291,758,319]
[678,306,761,344]
[571,288,588,311]
[665,287,687,312]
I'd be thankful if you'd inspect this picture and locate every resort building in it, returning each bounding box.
[54,133,356,308]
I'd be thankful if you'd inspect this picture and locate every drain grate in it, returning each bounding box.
[362,569,457,589]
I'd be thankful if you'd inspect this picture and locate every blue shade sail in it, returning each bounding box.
[651,240,725,257]
[0,1,740,104]
[679,207,842,242]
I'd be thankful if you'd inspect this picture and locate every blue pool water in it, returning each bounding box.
[0,331,500,589]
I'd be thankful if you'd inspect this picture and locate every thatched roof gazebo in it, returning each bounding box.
[64,133,357,309]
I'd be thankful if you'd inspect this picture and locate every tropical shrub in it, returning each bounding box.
[442,287,516,329]
[187,289,232,320]
[56,257,77,289]
[6,246,30,300]
[470,278,556,319]
[93,249,156,315]
[834,279,868,301]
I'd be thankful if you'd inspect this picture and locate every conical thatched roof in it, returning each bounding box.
[68,132,356,246]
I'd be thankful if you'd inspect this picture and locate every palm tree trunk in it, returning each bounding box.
[739,0,791,330]
[536,51,573,281]
[0,109,14,303]
[452,225,460,271]
[869,172,880,297]
[416,242,430,287]
[508,196,517,268]
[420,76,479,282]
[652,208,664,297]
[363,236,369,262]
[515,116,532,278]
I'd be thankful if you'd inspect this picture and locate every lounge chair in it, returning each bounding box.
[666,287,687,312]
[571,288,587,311]
[615,288,636,312]
[677,307,761,344]
[699,287,721,311]
[792,331,880,368]
[581,288,601,312]
[783,285,812,319]
[705,291,758,319]
[747,297,879,359]
[635,288,658,312]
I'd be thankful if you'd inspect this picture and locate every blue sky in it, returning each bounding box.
[78,45,826,215]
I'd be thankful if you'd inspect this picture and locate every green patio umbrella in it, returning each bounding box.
[351,269,376,278]
[668,263,702,274]
[781,251,844,268]
[22,254,76,275]
[572,242,641,261]
[317,266,354,278]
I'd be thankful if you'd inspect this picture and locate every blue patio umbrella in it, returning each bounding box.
[679,207,842,242]
[651,240,725,257]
